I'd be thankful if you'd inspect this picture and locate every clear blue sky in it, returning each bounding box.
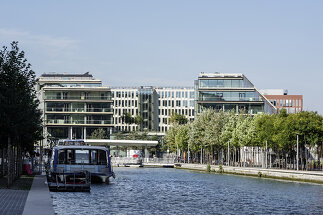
[1,0,322,114]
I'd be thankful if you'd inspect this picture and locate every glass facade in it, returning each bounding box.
[39,73,113,141]
[199,79,253,88]
[195,74,274,115]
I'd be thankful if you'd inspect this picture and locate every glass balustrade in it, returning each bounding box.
[46,108,113,112]
[45,95,112,100]
[199,96,262,102]
[46,119,112,125]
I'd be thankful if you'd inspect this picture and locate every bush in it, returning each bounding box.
[206,164,211,172]
[217,165,224,174]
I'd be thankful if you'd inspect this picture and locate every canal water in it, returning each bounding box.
[51,167,323,214]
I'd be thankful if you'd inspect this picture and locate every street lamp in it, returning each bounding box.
[296,133,299,171]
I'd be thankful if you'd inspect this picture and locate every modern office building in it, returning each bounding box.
[37,72,113,145]
[156,87,195,133]
[195,73,276,114]
[112,87,139,132]
[112,86,195,133]
[259,89,303,113]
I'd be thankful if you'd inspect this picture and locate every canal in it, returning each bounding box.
[51,167,323,214]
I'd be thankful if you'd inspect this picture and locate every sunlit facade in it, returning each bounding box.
[195,73,276,115]
[37,73,113,145]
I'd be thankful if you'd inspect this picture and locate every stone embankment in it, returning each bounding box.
[177,163,323,184]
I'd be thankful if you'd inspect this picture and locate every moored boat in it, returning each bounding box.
[47,139,115,191]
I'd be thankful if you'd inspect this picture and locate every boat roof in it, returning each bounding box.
[53,145,108,150]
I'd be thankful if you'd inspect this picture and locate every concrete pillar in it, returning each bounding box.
[44,126,48,148]
[69,127,73,139]
[83,127,87,140]
[145,145,149,162]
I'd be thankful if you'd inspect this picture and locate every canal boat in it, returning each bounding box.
[47,139,115,191]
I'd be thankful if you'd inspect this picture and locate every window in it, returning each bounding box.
[56,92,61,99]
[98,150,107,164]
[176,91,181,98]
[90,150,97,164]
[58,150,66,164]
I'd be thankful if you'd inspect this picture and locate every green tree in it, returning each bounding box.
[122,112,135,124]
[175,124,190,152]
[0,41,42,186]
[89,128,108,139]
[169,112,188,125]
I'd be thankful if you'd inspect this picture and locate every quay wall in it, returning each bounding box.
[177,164,323,184]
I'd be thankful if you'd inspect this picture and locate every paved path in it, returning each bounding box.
[22,175,54,215]
[0,189,29,215]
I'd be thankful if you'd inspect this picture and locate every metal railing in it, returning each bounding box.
[45,96,112,100]
[199,96,262,102]
[46,120,112,125]
[46,108,113,113]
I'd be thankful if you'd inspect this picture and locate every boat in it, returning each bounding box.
[47,139,115,192]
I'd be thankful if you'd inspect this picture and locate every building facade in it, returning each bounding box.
[195,73,276,114]
[112,86,195,133]
[260,89,303,113]
[156,87,195,133]
[37,73,113,146]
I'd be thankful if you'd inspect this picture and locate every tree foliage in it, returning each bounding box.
[164,107,323,159]
[89,128,108,139]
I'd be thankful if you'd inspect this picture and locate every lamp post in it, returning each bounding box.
[265,140,268,169]
[227,140,230,166]
[297,134,299,171]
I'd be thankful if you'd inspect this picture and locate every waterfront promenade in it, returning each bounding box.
[22,175,54,215]
[0,175,54,215]
[178,163,323,183]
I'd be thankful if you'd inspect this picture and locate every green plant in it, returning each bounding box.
[206,164,211,172]
[258,171,262,177]
[217,165,224,174]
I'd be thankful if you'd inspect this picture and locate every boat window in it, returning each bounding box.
[98,150,107,165]
[75,150,90,164]
[58,150,66,164]
[66,149,75,164]
[90,150,97,164]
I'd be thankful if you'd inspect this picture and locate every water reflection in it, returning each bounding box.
[52,168,323,215]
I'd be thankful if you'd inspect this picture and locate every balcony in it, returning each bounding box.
[45,108,113,113]
[198,96,262,102]
[44,96,112,101]
[46,119,112,125]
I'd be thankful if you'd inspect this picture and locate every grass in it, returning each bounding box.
[0,175,34,190]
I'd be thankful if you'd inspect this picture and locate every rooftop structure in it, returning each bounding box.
[195,73,276,114]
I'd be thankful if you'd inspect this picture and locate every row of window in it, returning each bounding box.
[198,79,253,88]
[269,99,302,107]
[158,108,194,116]
[198,91,260,102]
[114,99,138,107]
[157,91,195,99]
[114,91,138,98]
[160,100,194,107]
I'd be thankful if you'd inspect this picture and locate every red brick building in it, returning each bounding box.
[264,95,303,113]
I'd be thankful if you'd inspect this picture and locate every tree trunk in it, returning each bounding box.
[7,137,13,187]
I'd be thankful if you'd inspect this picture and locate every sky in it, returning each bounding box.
[0,0,322,114]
